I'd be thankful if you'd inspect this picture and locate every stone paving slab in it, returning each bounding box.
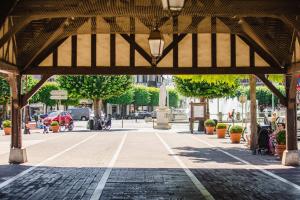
[0,167,105,200]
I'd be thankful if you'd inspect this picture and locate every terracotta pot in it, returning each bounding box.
[3,127,11,135]
[206,126,215,134]
[275,144,286,159]
[230,133,241,143]
[51,125,60,133]
[216,129,226,138]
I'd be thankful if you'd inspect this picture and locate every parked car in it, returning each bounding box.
[43,111,73,128]
[67,107,91,121]
[134,111,152,119]
[39,111,56,119]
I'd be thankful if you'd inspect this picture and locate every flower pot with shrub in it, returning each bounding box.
[204,119,216,134]
[230,125,243,143]
[216,123,227,138]
[51,121,60,133]
[2,120,11,135]
[275,130,286,159]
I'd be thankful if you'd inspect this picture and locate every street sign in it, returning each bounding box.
[50,95,68,100]
[50,90,68,96]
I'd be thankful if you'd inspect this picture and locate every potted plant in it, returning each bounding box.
[204,119,216,134]
[2,120,12,135]
[275,130,286,159]
[51,121,60,133]
[216,123,227,138]
[229,125,243,143]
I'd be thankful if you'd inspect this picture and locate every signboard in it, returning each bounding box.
[189,102,207,134]
[50,95,68,100]
[50,90,68,100]
[193,105,205,118]
[50,90,68,96]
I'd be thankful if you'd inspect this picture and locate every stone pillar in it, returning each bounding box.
[250,75,257,152]
[282,74,299,166]
[8,74,27,163]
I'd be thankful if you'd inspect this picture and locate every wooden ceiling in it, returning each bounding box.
[0,0,299,75]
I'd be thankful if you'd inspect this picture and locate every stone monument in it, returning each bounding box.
[154,83,171,129]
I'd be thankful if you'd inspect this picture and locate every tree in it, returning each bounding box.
[58,75,133,116]
[168,88,179,108]
[0,77,10,105]
[106,89,134,116]
[239,85,285,107]
[174,75,240,131]
[147,87,159,107]
[173,76,239,99]
[133,85,150,109]
[32,82,60,111]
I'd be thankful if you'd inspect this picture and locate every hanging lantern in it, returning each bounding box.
[148,29,165,58]
[161,0,185,14]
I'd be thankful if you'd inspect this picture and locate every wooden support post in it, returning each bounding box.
[8,74,27,163]
[250,75,257,152]
[282,74,299,166]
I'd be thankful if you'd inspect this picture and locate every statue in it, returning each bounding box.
[159,83,167,107]
[155,83,171,129]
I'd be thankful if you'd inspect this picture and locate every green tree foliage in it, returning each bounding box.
[106,89,134,105]
[0,77,10,104]
[173,76,239,98]
[32,82,60,107]
[239,85,285,106]
[58,75,133,100]
[133,85,150,106]
[168,88,179,108]
[147,87,159,106]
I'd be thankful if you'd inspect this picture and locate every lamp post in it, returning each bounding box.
[148,29,165,63]
[161,0,186,16]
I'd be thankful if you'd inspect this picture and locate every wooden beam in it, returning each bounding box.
[173,34,178,68]
[287,62,300,74]
[0,0,19,29]
[285,74,298,158]
[256,74,287,106]
[71,35,77,68]
[238,34,282,69]
[250,75,258,151]
[157,34,187,64]
[0,16,32,49]
[192,33,198,68]
[23,37,68,73]
[21,75,51,108]
[24,66,285,75]
[0,60,19,74]
[230,34,236,68]
[91,34,96,68]
[53,48,58,67]
[281,15,300,33]
[250,47,255,67]
[130,34,135,67]
[110,34,116,67]
[120,34,152,64]
[238,17,283,66]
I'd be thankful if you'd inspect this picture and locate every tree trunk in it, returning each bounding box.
[93,99,103,118]
[24,106,30,134]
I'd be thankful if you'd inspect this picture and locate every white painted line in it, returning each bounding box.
[0,133,98,189]
[191,135,300,191]
[90,133,127,200]
[155,132,215,200]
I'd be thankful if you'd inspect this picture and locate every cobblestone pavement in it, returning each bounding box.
[0,122,299,199]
